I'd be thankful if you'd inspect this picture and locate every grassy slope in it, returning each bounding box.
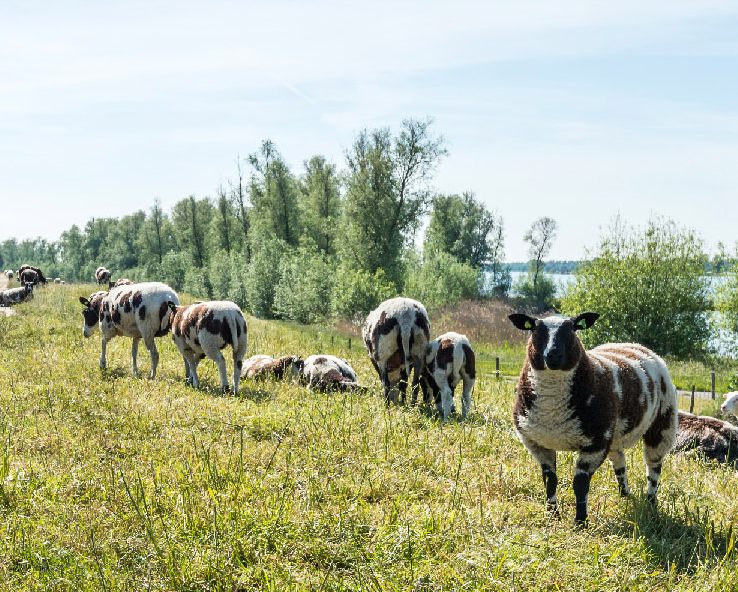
[1,285,737,591]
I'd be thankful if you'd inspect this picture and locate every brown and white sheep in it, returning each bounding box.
[95,267,111,285]
[79,282,179,378]
[17,265,46,285]
[509,312,677,525]
[241,355,303,380]
[673,411,738,466]
[302,354,361,392]
[721,392,738,416]
[111,278,133,287]
[168,300,248,394]
[0,283,34,306]
[363,297,431,404]
[422,332,476,420]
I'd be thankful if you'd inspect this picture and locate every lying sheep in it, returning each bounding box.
[422,332,476,420]
[509,312,677,525]
[80,282,179,378]
[302,355,361,392]
[363,297,431,404]
[0,283,34,306]
[95,267,111,285]
[721,392,738,416]
[674,411,738,465]
[241,355,303,380]
[168,300,248,394]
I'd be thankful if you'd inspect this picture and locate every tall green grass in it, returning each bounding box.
[0,284,737,590]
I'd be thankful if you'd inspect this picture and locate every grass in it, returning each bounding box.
[1,284,738,590]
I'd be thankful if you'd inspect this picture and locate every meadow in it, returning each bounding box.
[1,284,738,591]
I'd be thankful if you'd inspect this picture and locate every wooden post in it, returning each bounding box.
[690,385,695,414]
[495,357,500,379]
[348,337,352,350]
[711,371,716,400]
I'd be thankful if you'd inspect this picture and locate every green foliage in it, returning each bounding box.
[513,272,557,310]
[171,196,214,268]
[561,217,710,358]
[405,251,481,308]
[160,251,190,292]
[245,238,288,318]
[273,246,334,324]
[715,247,738,336]
[299,156,342,255]
[330,266,397,322]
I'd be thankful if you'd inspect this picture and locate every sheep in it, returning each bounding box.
[422,332,476,420]
[5,270,13,280]
[111,278,133,287]
[673,411,738,465]
[54,278,62,284]
[301,354,361,392]
[509,312,677,525]
[17,265,46,285]
[168,300,248,394]
[363,297,431,405]
[0,283,34,306]
[241,355,303,380]
[79,282,179,378]
[95,267,111,285]
[721,392,738,416]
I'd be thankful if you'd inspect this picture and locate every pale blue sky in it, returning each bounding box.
[2,0,737,260]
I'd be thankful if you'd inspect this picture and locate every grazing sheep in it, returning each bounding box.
[168,300,248,394]
[17,265,46,285]
[721,392,738,416]
[673,411,738,465]
[302,354,361,392]
[95,267,111,285]
[363,297,431,404]
[422,332,476,420]
[111,278,133,287]
[0,283,34,306]
[79,282,179,378]
[241,355,303,380]
[509,312,677,525]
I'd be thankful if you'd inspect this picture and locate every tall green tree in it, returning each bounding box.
[342,118,446,286]
[299,155,341,254]
[561,217,710,358]
[171,195,213,268]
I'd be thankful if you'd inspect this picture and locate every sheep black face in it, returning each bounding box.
[79,296,101,337]
[509,312,599,371]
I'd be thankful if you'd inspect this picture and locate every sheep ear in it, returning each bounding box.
[167,301,178,312]
[509,314,536,331]
[573,312,599,331]
[79,296,91,307]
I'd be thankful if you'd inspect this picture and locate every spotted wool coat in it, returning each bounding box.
[673,411,738,465]
[241,355,303,380]
[422,332,476,420]
[302,354,361,392]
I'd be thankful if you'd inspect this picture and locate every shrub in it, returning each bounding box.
[273,248,335,324]
[405,251,480,308]
[331,267,397,323]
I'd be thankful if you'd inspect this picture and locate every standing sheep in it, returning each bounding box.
[509,312,677,525]
[95,267,111,285]
[168,301,248,394]
[422,332,476,420]
[363,297,430,405]
[80,282,179,378]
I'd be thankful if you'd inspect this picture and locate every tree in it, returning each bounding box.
[138,199,172,266]
[342,118,446,286]
[299,155,341,255]
[171,196,213,269]
[716,243,738,338]
[560,217,710,358]
[516,217,558,310]
[229,156,251,260]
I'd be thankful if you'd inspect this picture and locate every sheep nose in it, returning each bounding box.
[544,351,563,369]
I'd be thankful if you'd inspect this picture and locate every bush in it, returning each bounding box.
[560,217,710,358]
[512,273,556,311]
[331,267,397,323]
[405,251,480,308]
[245,238,287,318]
[273,248,335,324]
[160,251,190,292]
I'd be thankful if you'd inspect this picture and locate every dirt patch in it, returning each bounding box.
[0,273,18,316]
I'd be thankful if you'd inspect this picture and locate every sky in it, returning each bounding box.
[2,0,738,261]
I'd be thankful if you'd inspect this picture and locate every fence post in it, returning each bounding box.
[690,385,695,414]
[711,371,716,400]
[495,357,500,379]
[348,337,352,350]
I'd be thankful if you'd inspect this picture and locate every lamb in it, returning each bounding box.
[422,332,476,420]
[0,283,34,306]
[721,392,738,416]
[362,297,431,404]
[673,411,738,465]
[301,354,361,392]
[241,355,303,380]
[95,267,111,285]
[168,300,248,394]
[79,282,179,378]
[509,312,677,525]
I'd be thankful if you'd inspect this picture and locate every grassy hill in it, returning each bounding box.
[1,284,737,590]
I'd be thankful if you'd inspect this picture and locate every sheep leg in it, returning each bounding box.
[608,449,631,496]
[460,374,474,419]
[398,368,409,404]
[642,404,677,503]
[188,356,201,389]
[380,369,394,405]
[526,442,558,516]
[410,358,423,405]
[440,386,454,421]
[573,447,608,525]
[213,350,229,394]
[99,336,108,370]
[131,337,141,377]
[143,337,159,379]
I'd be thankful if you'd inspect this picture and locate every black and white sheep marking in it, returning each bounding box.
[302,354,361,392]
[362,297,431,404]
[509,312,677,525]
[95,266,111,285]
[79,282,179,378]
[673,411,738,466]
[168,300,248,394]
[241,355,303,380]
[422,332,476,420]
